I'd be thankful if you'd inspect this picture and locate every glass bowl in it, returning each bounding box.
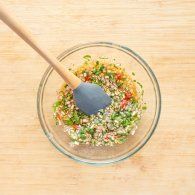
[37,42,161,165]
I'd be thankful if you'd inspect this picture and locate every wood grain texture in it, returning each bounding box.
[0,0,194,194]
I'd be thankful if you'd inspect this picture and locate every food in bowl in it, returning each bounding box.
[53,55,146,146]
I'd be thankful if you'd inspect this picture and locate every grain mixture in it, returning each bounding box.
[53,56,146,146]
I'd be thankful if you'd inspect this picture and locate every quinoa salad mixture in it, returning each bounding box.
[53,55,146,147]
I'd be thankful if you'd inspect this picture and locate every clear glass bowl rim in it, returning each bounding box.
[37,41,161,165]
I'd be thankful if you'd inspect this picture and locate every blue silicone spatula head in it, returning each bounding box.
[73,82,112,115]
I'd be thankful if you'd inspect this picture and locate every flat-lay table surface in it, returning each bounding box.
[0,1,194,194]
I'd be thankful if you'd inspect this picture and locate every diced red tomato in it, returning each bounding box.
[125,92,132,100]
[120,99,128,109]
[56,113,62,120]
[104,135,109,142]
[84,75,91,81]
[115,73,123,80]
[72,125,79,130]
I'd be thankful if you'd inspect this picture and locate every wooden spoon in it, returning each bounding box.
[0,2,111,115]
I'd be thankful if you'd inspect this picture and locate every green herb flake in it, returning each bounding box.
[99,56,108,59]
[136,81,143,88]
[53,101,61,112]
[116,82,123,87]
[65,118,73,125]
[99,65,105,72]
[80,134,86,140]
[87,128,95,135]
[83,55,91,61]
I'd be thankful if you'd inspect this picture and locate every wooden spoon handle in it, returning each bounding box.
[0,2,81,89]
